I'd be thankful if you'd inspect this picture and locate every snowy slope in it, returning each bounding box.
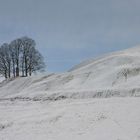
[0,46,140,140]
[0,98,140,140]
[1,46,140,99]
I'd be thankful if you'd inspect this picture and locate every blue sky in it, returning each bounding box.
[0,0,140,72]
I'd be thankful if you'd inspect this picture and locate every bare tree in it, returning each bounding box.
[0,43,11,78]
[21,37,45,76]
[10,38,22,77]
[28,47,45,76]
[0,36,45,79]
[9,44,16,77]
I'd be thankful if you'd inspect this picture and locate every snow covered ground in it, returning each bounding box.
[0,46,140,140]
[0,98,140,140]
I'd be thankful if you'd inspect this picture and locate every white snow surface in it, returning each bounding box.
[0,98,140,140]
[0,46,140,140]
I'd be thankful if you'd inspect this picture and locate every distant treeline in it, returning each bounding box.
[0,36,45,79]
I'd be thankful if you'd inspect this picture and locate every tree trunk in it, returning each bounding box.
[13,65,15,77]
[29,68,32,76]
[4,70,7,79]
[25,57,28,77]
[8,63,11,78]
[21,60,24,77]
[16,58,19,77]
[16,66,19,77]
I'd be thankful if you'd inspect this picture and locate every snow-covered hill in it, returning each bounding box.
[1,46,140,99]
[0,46,140,140]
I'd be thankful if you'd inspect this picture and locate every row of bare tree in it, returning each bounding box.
[0,36,45,79]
